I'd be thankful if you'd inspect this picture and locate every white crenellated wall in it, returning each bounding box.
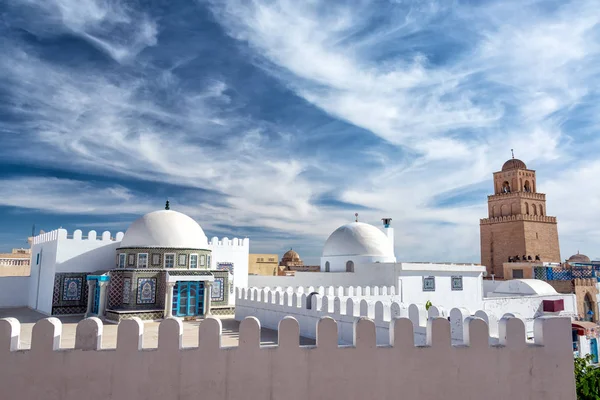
[209,237,250,305]
[0,315,577,400]
[27,229,124,314]
[235,286,577,344]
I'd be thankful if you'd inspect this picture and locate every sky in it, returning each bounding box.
[1,0,599,264]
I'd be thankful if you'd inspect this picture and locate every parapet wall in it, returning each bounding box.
[0,316,575,400]
[32,229,125,245]
[32,230,250,248]
[235,287,529,345]
[209,236,249,248]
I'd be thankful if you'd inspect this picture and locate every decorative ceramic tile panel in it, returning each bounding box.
[62,277,83,301]
[107,272,124,309]
[217,262,234,275]
[123,278,131,304]
[211,277,224,302]
[451,276,463,291]
[137,277,157,304]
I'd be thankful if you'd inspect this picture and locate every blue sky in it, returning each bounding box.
[1,0,600,264]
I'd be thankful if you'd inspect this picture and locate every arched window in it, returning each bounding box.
[539,205,544,216]
[346,260,354,272]
[525,202,529,215]
[524,180,531,192]
[502,181,511,193]
[325,261,330,272]
[532,204,537,216]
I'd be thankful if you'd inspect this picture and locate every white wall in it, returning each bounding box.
[249,262,396,289]
[483,294,577,337]
[29,239,58,315]
[209,237,249,305]
[578,336,592,358]
[483,279,502,296]
[28,229,122,314]
[0,277,30,307]
[0,316,577,400]
[55,233,120,273]
[397,272,483,311]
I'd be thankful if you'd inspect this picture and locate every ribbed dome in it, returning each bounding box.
[502,158,527,171]
[282,249,300,261]
[120,210,208,249]
[322,222,394,257]
[568,253,591,263]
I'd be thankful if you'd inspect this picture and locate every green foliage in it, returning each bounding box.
[574,355,600,400]
[425,300,432,311]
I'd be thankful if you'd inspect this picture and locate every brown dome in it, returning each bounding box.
[502,158,527,171]
[282,249,301,262]
[568,253,591,263]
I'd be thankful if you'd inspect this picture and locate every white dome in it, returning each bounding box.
[120,210,208,249]
[322,222,394,257]
[491,279,557,296]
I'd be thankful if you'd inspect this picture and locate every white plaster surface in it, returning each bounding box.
[120,210,209,249]
[0,277,30,307]
[0,314,576,400]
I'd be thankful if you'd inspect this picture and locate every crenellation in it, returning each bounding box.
[0,314,563,353]
[0,317,20,352]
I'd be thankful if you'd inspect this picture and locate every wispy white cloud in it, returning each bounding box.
[205,0,600,260]
[16,0,157,63]
[2,0,600,262]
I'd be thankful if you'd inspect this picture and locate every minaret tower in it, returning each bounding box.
[479,153,560,278]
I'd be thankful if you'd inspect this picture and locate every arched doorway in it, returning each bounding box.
[584,293,595,322]
[325,261,330,272]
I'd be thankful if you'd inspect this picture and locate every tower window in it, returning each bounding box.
[502,181,511,193]
[325,261,330,272]
[190,254,198,269]
[512,269,524,279]
[118,253,126,268]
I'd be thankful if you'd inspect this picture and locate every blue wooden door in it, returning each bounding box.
[174,282,205,316]
[591,338,599,363]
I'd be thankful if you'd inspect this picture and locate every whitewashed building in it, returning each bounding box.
[241,218,577,342]
[22,205,249,320]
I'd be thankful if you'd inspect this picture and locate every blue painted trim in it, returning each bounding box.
[86,275,110,281]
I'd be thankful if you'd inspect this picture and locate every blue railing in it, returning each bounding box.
[535,264,600,281]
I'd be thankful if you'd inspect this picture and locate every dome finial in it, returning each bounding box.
[511,148,514,159]
[165,200,170,210]
[355,212,358,222]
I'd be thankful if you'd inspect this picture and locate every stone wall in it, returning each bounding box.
[480,219,560,278]
[0,315,576,400]
[573,279,599,322]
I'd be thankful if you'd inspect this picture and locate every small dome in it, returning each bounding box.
[120,210,208,249]
[322,222,393,258]
[502,158,527,171]
[492,279,557,296]
[568,252,591,263]
[282,249,301,261]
